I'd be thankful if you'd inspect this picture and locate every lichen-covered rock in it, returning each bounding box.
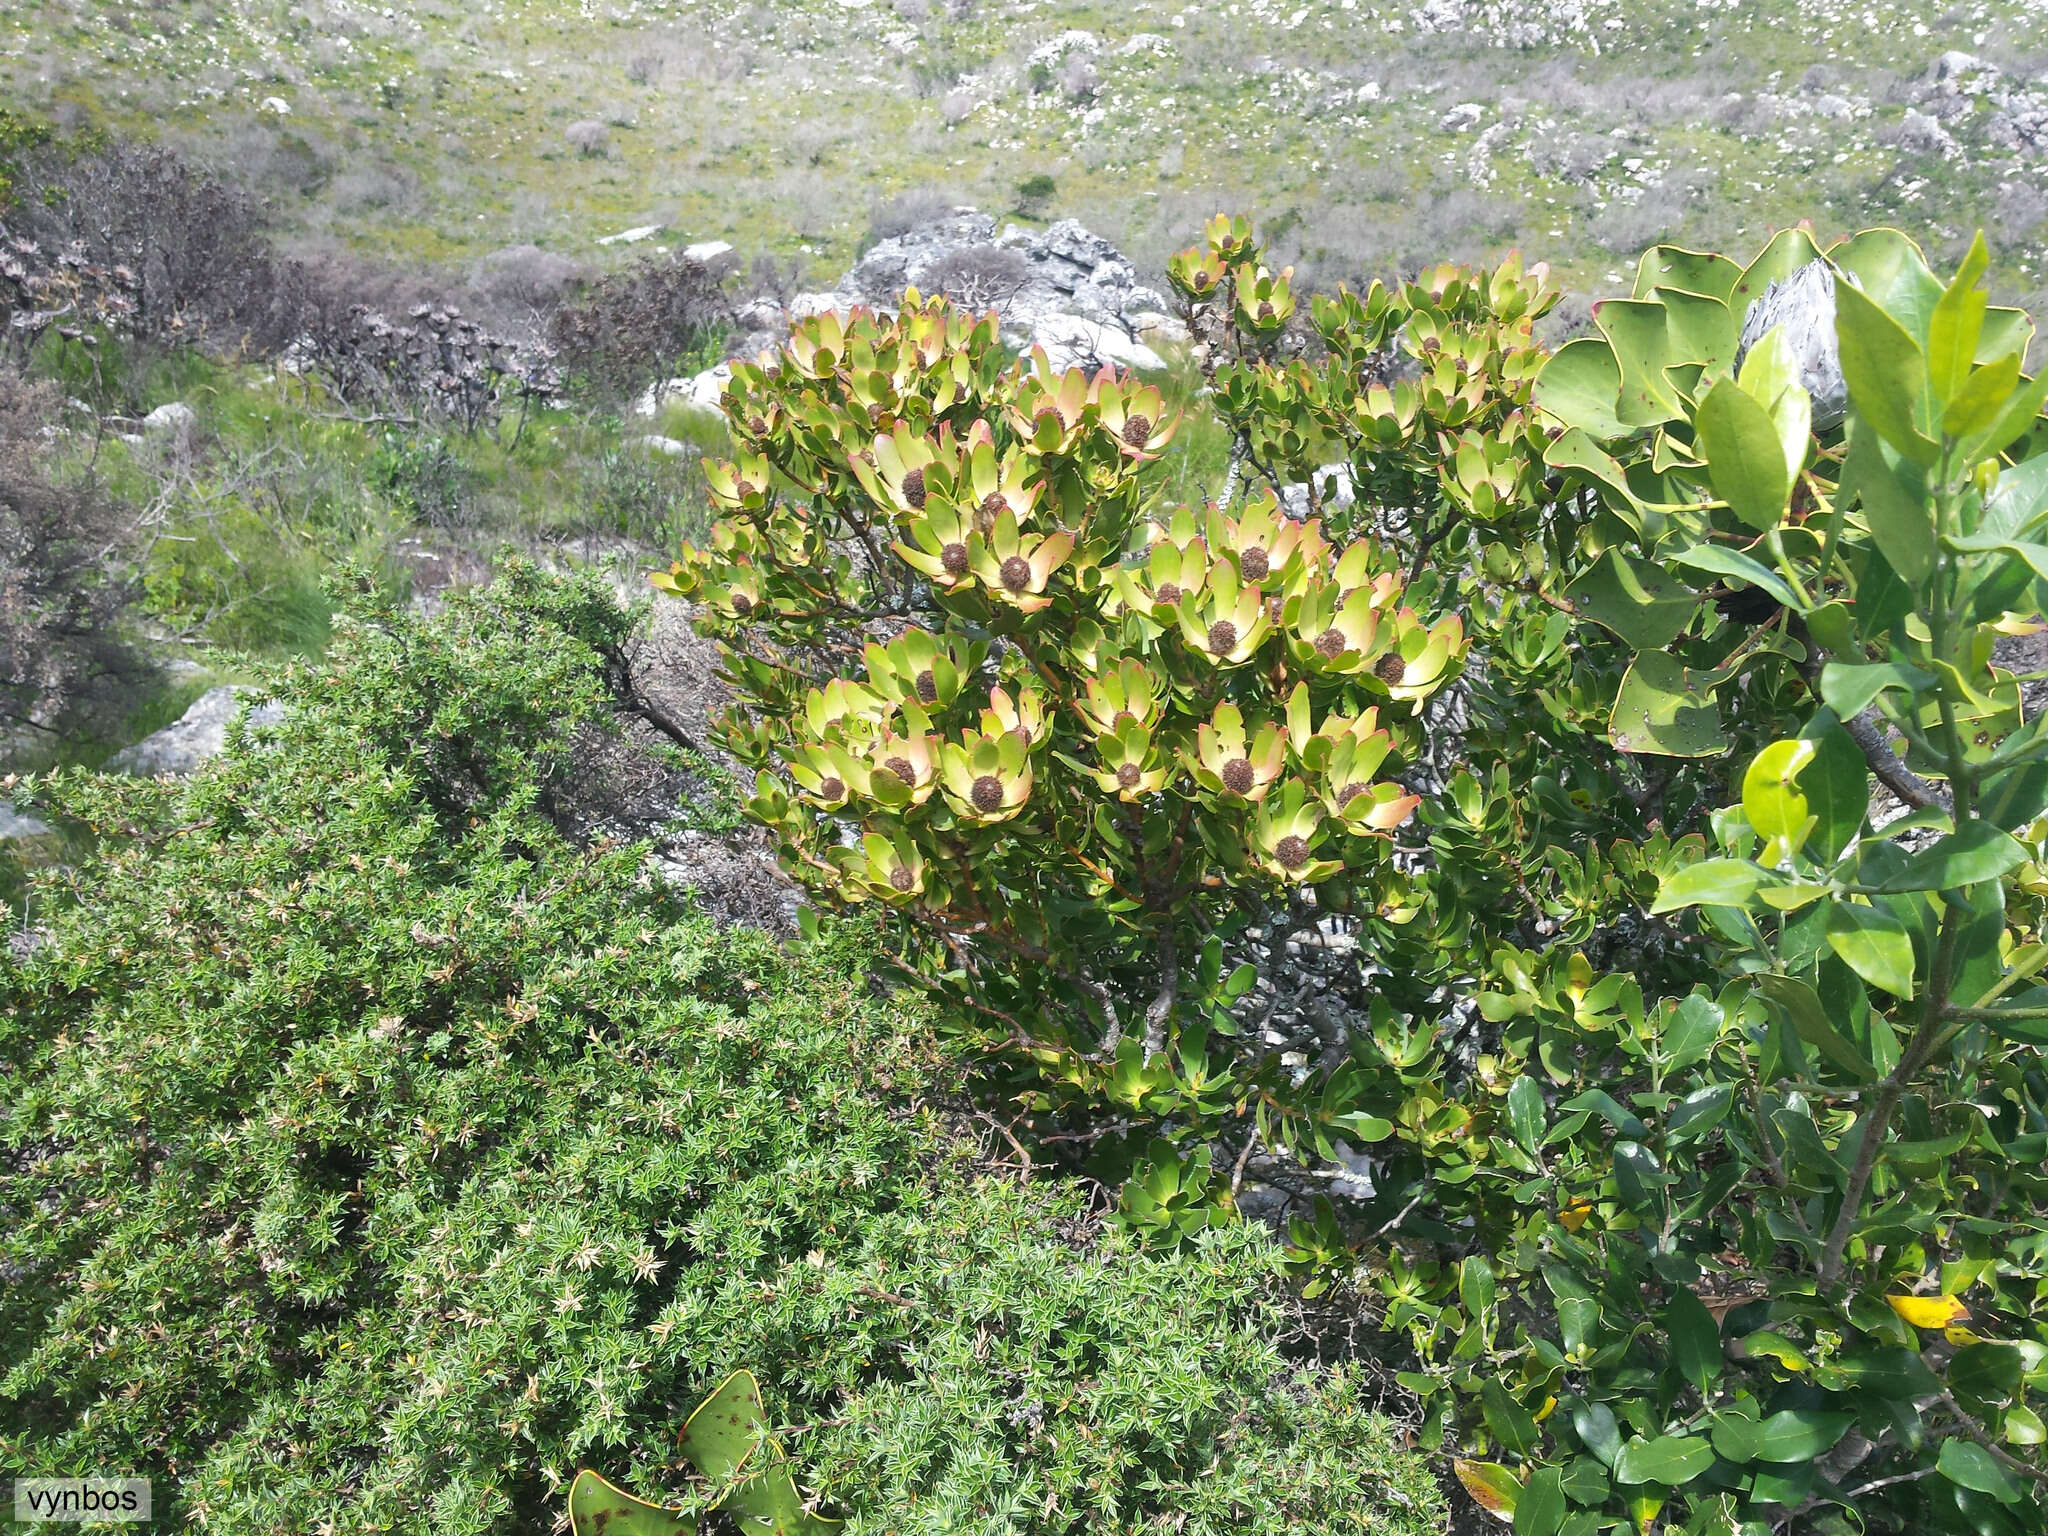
[104,687,285,777]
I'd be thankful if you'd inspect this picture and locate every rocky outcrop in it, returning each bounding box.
[828,211,1182,370]
[1909,51,2048,155]
[104,686,285,777]
[640,211,1185,416]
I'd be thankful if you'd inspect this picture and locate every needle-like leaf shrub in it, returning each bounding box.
[0,566,1442,1536]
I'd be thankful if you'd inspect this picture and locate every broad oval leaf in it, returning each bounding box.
[1816,661,1933,720]
[1879,822,2027,893]
[1742,738,1818,862]
[1697,376,1794,532]
[1835,279,1935,465]
[1513,1466,1567,1536]
[1751,1408,1856,1463]
[1612,1432,1717,1487]
[1651,857,1767,913]
[1825,902,1916,998]
[567,1472,700,1536]
[1937,1439,2021,1504]
[1454,1459,1522,1524]
[1507,1074,1546,1153]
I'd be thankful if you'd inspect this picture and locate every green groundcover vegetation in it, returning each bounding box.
[0,565,1443,1535]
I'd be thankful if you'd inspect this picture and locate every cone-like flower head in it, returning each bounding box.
[864,628,974,712]
[702,558,767,623]
[705,452,773,513]
[865,723,939,809]
[1252,781,1341,883]
[940,728,1035,824]
[1076,658,1165,740]
[851,423,955,523]
[1179,561,1272,667]
[981,685,1049,749]
[1285,581,1387,674]
[805,678,889,741]
[788,742,865,811]
[855,831,928,905]
[1208,493,1310,588]
[1315,732,1416,834]
[1191,701,1287,802]
[1085,718,1170,802]
[964,439,1040,535]
[1091,372,1177,460]
[894,499,982,594]
[1373,611,1466,703]
[1118,537,1210,623]
[969,509,1072,614]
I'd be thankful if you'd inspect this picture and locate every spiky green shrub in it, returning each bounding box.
[0,564,1442,1536]
[675,214,2048,1534]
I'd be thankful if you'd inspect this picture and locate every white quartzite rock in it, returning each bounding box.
[104,687,286,778]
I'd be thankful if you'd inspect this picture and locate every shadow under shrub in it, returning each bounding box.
[0,565,1440,1536]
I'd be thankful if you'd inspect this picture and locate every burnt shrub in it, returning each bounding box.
[0,371,157,748]
[547,251,734,403]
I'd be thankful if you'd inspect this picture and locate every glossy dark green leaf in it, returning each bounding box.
[1482,1379,1540,1457]
[1816,661,1933,720]
[1663,1287,1722,1393]
[1697,376,1794,531]
[1852,542,1916,641]
[1611,653,1730,758]
[1667,1084,1732,1141]
[1559,1456,1610,1507]
[1845,422,1936,583]
[1613,1140,1670,1216]
[1650,858,1766,914]
[1753,973,1877,1081]
[1513,1467,1567,1536]
[1949,1341,2026,1415]
[1461,1254,1498,1319]
[1750,1408,1856,1462]
[1833,1348,1941,1399]
[1667,544,1804,610]
[1879,821,2027,893]
[1939,1440,2021,1503]
[1611,1432,1716,1487]
[1573,1402,1623,1468]
[1978,759,2048,832]
[1559,1089,1651,1140]
[1662,993,1722,1073]
[1507,1074,1546,1153]
[1794,717,1870,862]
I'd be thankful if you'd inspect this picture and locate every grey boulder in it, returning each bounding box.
[104,686,285,777]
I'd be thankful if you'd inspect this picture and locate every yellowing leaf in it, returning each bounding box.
[1557,1198,1594,1232]
[1453,1459,1521,1523]
[1887,1293,1969,1329]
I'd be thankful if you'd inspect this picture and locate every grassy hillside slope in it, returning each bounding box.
[6,0,2045,298]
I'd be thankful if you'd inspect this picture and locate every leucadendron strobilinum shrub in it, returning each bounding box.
[669,216,2048,1533]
